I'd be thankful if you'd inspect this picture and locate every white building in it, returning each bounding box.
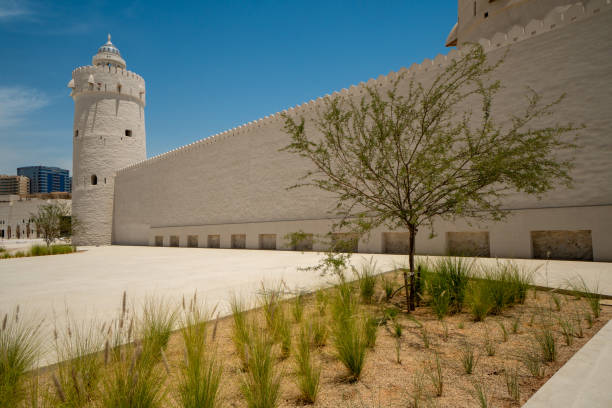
[70,1,612,261]
[0,195,71,240]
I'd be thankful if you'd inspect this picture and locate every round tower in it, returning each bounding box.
[68,34,146,245]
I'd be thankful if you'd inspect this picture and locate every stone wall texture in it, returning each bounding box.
[112,2,612,261]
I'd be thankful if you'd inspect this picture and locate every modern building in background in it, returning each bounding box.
[0,175,30,195]
[17,166,71,194]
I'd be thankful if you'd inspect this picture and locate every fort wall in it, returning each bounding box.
[112,2,612,260]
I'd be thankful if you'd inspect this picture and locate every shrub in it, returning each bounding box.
[352,259,378,304]
[241,326,281,408]
[294,325,320,403]
[460,342,477,374]
[0,308,42,407]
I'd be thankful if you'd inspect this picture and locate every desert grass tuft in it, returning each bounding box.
[292,292,305,323]
[470,381,491,408]
[381,274,395,302]
[0,307,42,407]
[353,258,378,304]
[139,296,177,362]
[240,324,281,408]
[294,325,320,403]
[504,366,520,403]
[364,316,378,349]
[230,295,251,367]
[567,276,601,319]
[460,342,477,374]
[522,350,545,378]
[511,316,520,334]
[466,281,493,322]
[425,257,472,317]
[177,303,223,408]
[558,316,575,346]
[484,332,496,357]
[427,351,443,397]
[498,321,508,342]
[535,326,556,362]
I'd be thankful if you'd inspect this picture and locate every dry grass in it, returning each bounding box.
[16,271,612,408]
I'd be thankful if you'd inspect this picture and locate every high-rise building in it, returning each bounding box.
[17,166,71,194]
[0,175,30,195]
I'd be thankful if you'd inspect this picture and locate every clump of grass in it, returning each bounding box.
[100,342,168,408]
[470,381,491,408]
[466,281,493,322]
[315,290,328,316]
[567,276,601,319]
[511,316,520,334]
[427,351,443,397]
[458,321,465,329]
[178,303,223,408]
[294,325,321,403]
[498,321,508,342]
[390,319,402,364]
[535,327,557,362]
[408,369,425,408]
[241,325,281,408]
[441,320,449,342]
[558,316,575,346]
[292,292,305,323]
[330,279,368,380]
[521,350,545,378]
[364,316,378,349]
[484,332,496,356]
[410,317,429,349]
[230,296,251,367]
[52,318,105,406]
[353,259,378,304]
[139,296,177,361]
[381,274,395,301]
[425,257,472,317]
[460,342,477,374]
[277,311,292,359]
[551,292,562,311]
[0,307,42,407]
[310,315,328,348]
[504,366,520,403]
[584,312,593,329]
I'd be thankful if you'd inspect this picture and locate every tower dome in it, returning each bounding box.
[92,34,126,69]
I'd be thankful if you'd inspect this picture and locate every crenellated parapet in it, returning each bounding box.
[68,64,146,106]
[115,0,610,174]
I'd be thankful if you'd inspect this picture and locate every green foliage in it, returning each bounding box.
[522,350,545,378]
[567,276,601,318]
[240,326,281,408]
[309,314,328,348]
[498,321,508,342]
[353,259,378,304]
[426,257,472,317]
[427,351,443,397]
[292,292,304,323]
[558,316,575,346]
[139,297,177,362]
[0,307,42,407]
[505,366,521,403]
[380,274,395,302]
[364,316,378,349]
[460,342,477,374]
[178,304,223,408]
[484,332,496,356]
[466,281,493,322]
[230,296,250,367]
[52,319,105,407]
[30,201,77,247]
[470,381,491,408]
[535,327,557,362]
[282,42,577,309]
[294,325,321,403]
[1,244,75,259]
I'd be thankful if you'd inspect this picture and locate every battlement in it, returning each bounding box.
[70,64,146,105]
[115,0,610,174]
[71,65,145,82]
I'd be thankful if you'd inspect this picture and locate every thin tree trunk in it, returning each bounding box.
[402,267,411,313]
[408,226,416,311]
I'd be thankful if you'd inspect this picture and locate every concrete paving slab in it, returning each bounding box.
[523,318,612,408]
[1,245,611,366]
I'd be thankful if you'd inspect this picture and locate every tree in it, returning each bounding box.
[31,202,78,247]
[281,44,578,311]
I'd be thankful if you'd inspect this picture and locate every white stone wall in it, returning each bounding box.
[0,195,72,240]
[113,3,612,260]
[71,65,146,245]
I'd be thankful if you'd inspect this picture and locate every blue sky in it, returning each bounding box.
[0,0,457,175]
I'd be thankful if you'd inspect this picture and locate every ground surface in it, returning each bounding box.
[1,245,611,366]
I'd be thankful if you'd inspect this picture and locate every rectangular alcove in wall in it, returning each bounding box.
[259,234,277,250]
[291,233,314,251]
[531,230,593,261]
[169,235,179,247]
[207,235,220,248]
[231,234,246,249]
[383,232,411,254]
[447,231,490,257]
[187,235,198,248]
[154,236,163,247]
[331,233,359,253]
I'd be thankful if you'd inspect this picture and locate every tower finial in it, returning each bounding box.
[107,33,111,43]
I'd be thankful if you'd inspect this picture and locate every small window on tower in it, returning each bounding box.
[91,175,97,185]
[74,129,79,137]
[125,129,132,137]
[117,84,122,93]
